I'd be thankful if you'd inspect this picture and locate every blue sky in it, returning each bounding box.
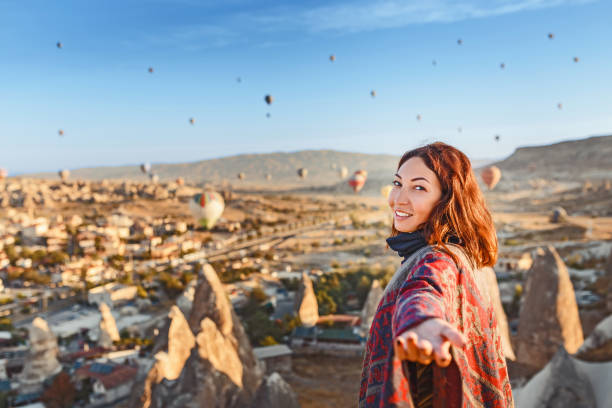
[0,0,610,174]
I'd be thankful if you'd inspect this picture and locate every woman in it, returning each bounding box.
[359,142,513,407]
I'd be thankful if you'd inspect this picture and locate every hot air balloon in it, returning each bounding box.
[189,191,225,230]
[149,173,159,184]
[189,118,195,125]
[370,90,376,98]
[329,54,336,62]
[349,170,367,193]
[380,185,393,200]
[481,166,501,190]
[339,166,348,179]
[416,114,422,121]
[548,33,554,39]
[266,113,271,118]
[264,94,273,105]
[148,67,154,73]
[557,103,563,110]
[237,172,245,180]
[573,57,579,63]
[297,168,308,179]
[176,177,185,186]
[457,127,463,133]
[58,129,64,136]
[236,77,242,83]
[265,173,272,181]
[432,59,437,66]
[500,63,505,69]
[0,168,7,180]
[495,134,501,142]
[56,41,62,49]
[457,38,463,45]
[140,163,151,174]
[58,169,70,182]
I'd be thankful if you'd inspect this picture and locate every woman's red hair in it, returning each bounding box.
[391,142,498,268]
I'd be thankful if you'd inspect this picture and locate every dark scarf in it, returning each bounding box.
[386,231,428,264]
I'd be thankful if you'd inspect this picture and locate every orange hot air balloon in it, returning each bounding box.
[481,166,501,190]
[348,170,367,193]
[557,103,563,110]
[329,54,336,62]
[573,57,579,63]
[176,177,185,186]
[0,168,7,180]
[297,168,308,179]
[264,94,273,105]
[58,129,64,136]
[148,67,154,73]
[189,117,195,125]
[548,33,554,39]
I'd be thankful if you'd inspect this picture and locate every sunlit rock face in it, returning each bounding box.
[20,317,62,392]
[515,246,584,370]
[481,266,516,361]
[131,264,299,408]
[294,272,319,327]
[98,302,120,348]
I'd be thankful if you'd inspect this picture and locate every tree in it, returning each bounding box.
[41,371,76,408]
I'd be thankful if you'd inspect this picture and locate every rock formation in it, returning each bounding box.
[360,279,383,338]
[19,317,62,392]
[515,246,584,370]
[575,314,612,362]
[293,272,319,327]
[481,267,516,361]
[249,372,300,408]
[98,302,120,348]
[131,263,298,408]
[515,347,596,408]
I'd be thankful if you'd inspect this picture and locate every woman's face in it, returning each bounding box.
[388,157,443,233]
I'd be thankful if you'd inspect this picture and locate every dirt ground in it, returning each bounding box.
[286,354,364,408]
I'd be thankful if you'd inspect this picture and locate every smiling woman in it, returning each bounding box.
[359,142,513,408]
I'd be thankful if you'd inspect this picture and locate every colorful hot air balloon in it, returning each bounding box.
[56,41,62,49]
[481,166,501,190]
[176,177,185,186]
[297,168,308,179]
[189,117,195,125]
[416,114,422,121]
[189,191,225,230]
[140,163,151,174]
[58,129,64,136]
[264,94,273,105]
[548,33,554,40]
[329,54,336,62]
[370,90,376,98]
[148,67,154,73]
[573,57,579,63]
[0,168,7,180]
[557,103,563,110]
[348,170,367,193]
[380,185,393,200]
[237,172,245,180]
[339,166,348,179]
[58,169,70,182]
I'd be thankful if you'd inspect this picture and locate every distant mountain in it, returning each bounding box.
[493,135,612,180]
[24,150,497,187]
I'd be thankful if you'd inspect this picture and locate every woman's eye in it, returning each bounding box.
[393,180,401,187]
[414,185,426,191]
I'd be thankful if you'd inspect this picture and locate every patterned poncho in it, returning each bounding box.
[359,245,514,408]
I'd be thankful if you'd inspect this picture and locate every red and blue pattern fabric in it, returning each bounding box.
[359,247,514,408]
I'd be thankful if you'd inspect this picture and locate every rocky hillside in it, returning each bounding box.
[23,150,495,187]
[493,135,612,181]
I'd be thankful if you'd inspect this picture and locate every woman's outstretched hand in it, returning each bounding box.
[394,318,466,367]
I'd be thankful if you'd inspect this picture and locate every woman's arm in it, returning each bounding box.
[392,252,465,366]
